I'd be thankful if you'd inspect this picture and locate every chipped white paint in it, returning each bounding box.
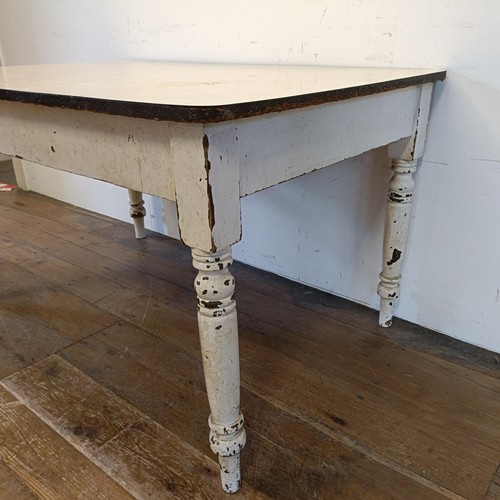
[127,189,146,239]
[171,124,242,252]
[192,248,246,493]
[207,86,421,196]
[388,84,433,162]
[0,61,441,491]
[379,84,434,326]
[377,159,417,327]
[0,101,177,200]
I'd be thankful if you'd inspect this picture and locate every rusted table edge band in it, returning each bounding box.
[0,71,446,124]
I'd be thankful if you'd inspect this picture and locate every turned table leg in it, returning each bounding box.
[192,247,246,493]
[377,159,417,327]
[128,189,146,239]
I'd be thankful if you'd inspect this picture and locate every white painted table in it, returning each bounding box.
[0,61,445,493]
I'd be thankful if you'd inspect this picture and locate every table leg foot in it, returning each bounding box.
[210,416,245,493]
[128,189,146,239]
[192,247,246,493]
[377,159,417,327]
[218,454,242,493]
[377,274,400,327]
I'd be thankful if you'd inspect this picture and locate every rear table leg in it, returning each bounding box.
[128,189,146,239]
[377,159,417,327]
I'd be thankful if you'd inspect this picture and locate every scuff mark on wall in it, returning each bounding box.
[320,8,327,24]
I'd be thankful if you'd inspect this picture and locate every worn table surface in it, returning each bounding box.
[0,61,445,122]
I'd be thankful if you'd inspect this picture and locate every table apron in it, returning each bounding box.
[205,85,424,197]
[0,101,177,201]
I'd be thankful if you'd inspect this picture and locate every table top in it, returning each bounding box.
[0,61,445,123]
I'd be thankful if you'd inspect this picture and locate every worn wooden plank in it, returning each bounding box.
[234,262,500,379]
[235,308,500,500]
[1,242,123,305]
[0,385,132,499]
[0,212,188,305]
[0,195,193,300]
[0,462,38,500]
[2,355,265,499]
[0,201,121,250]
[1,187,191,294]
[1,187,116,232]
[8,190,490,499]
[59,321,451,499]
[0,260,116,342]
[485,465,500,500]
[86,276,500,499]
[1,187,498,498]
[0,258,118,378]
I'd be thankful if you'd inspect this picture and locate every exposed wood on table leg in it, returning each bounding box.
[192,247,246,493]
[377,158,417,327]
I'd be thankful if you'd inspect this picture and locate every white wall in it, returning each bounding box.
[1,0,499,353]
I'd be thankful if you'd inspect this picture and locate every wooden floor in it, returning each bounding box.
[0,161,499,499]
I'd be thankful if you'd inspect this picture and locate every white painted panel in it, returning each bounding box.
[22,160,131,221]
[234,148,390,306]
[0,101,176,200]
[207,87,419,196]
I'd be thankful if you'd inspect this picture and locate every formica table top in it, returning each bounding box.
[0,61,446,122]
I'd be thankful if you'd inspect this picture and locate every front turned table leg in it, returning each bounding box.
[192,248,246,493]
[377,159,417,327]
[127,189,146,239]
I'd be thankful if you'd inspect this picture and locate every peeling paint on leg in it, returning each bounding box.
[378,159,417,327]
[192,247,245,493]
[387,248,402,266]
